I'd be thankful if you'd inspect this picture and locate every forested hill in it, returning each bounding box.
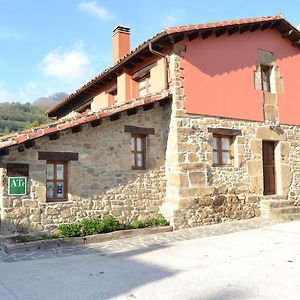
[0,102,50,136]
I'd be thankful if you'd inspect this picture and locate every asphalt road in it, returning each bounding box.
[0,219,299,300]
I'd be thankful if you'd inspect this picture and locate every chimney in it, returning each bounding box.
[112,25,130,65]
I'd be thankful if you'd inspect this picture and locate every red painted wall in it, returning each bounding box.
[182,30,300,125]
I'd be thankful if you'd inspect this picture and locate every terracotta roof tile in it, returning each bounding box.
[0,91,171,151]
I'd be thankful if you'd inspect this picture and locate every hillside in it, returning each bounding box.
[0,102,50,136]
[0,92,68,136]
[33,92,68,109]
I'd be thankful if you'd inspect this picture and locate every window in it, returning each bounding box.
[131,134,146,170]
[213,135,233,166]
[46,161,68,201]
[137,74,151,97]
[261,65,272,92]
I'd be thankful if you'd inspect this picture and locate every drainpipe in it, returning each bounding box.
[149,42,169,90]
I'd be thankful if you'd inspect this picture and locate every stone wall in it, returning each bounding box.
[161,42,298,229]
[0,102,171,237]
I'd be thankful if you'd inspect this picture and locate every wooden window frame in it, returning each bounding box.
[212,135,233,167]
[46,160,68,202]
[261,65,272,92]
[137,74,151,97]
[131,134,147,170]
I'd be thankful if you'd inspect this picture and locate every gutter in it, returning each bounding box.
[149,42,169,90]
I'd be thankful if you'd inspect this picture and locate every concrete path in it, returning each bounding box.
[0,218,299,299]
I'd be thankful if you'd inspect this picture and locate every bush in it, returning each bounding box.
[58,223,81,237]
[130,220,145,229]
[100,215,121,233]
[80,218,102,236]
[156,214,170,226]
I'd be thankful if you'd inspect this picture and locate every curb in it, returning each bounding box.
[0,226,173,255]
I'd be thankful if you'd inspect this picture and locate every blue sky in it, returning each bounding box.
[0,0,299,103]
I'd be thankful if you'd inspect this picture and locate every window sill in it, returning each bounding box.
[46,198,68,203]
[131,166,146,171]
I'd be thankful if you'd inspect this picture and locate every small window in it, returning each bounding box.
[261,65,272,92]
[46,161,68,201]
[213,135,233,166]
[137,74,151,97]
[131,134,146,170]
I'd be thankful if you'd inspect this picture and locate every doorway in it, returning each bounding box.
[262,141,276,195]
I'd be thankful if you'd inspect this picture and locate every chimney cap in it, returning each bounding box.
[113,25,130,35]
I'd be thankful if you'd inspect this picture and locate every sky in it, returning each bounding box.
[0,0,299,103]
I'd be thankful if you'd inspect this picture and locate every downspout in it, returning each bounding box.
[149,42,169,90]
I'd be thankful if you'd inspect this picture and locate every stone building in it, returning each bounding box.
[1,15,300,237]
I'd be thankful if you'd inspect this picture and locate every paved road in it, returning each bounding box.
[0,218,299,300]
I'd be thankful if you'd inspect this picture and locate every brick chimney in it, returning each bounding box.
[112,25,130,65]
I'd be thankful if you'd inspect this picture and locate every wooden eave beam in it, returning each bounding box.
[124,61,135,69]
[49,132,60,140]
[24,140,35,149]
[159,97,171,106]
[188,31,199,41]
[127,108,137,116]
[250,23,261,32]
[271,20,281,29]
[227,26,239,36]
[143,103,154,111]
[261,21,272,31]
[215,27,227,37]
[132,56,144,64]
[282,29,294,38]
[0,148,9,156]
[173,33,185,43]
[201,29,213,39]
[110,113,120,121]
[71,125,82,133]
[292,39,300,46]
[239,24,251,34]
[91,119,102,127]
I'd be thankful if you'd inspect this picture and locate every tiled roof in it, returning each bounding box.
[47,15,290,118]
[0,91,171,152]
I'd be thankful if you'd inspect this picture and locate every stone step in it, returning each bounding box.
[271,206,300,215]
[261,199,295,208]
[271,213,300,221]
[260,194,288,201]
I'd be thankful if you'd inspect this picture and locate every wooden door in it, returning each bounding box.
[262,141,276,195]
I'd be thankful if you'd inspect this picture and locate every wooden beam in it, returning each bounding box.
[159,97,171,106]
[240,24,251,34]
[271,20,281,29]
[127,108,137,116]
[143,103,154,111]
[282,29,294,38]
[132,56,144,64]
[49,132,60,140]
[261,22,272,31]
[38,151,78,161]
[124,61,135,69]
[24,140,35,149]
[173,33,185,43]
[208,128,242,136]
[215,28,227,37]
[18,145,25,152]
[71,125,82,133]
[292,39,300,46]
[110,113,120,121]
[250,23,261,32]
[0,148,9,156]
[124,125,155,135]
[201,29,213,39]
[91,119,102,127]
[188,31,199,41]
[227,26,239,36]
